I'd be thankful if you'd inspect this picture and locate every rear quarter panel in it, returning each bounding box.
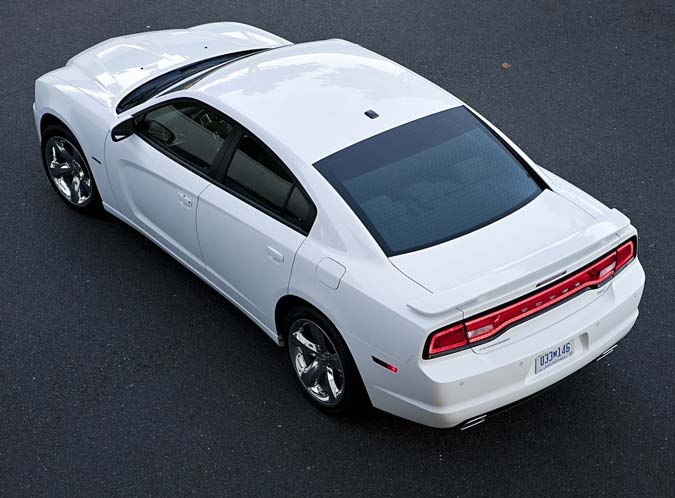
[288,227,457,406]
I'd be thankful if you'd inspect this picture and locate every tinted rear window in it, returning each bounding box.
[315,106,543,256]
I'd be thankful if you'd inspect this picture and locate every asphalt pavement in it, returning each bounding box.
[1,1,673,497]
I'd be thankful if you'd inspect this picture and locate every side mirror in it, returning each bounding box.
[111,118,135,142]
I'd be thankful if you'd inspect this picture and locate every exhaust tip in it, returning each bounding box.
[596,344,618,362]
[459,414,487,430]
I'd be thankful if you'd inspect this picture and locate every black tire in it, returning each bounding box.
[41,124,102,213]
[284,305,368,414]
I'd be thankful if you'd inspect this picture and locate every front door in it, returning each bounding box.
[105,100,235,268]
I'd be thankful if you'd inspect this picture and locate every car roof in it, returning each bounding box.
[190,39,462,163]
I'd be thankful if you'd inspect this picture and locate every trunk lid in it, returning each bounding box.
[394,190,630,348]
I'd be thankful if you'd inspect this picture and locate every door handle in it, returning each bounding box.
[266,246,284,263]
[178,192,192,208]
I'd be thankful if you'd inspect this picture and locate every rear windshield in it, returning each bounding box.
[314,106,543,256]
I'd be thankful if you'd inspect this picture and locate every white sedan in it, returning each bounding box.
[34,22,645,428]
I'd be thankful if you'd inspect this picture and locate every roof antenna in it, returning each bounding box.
[364,110,379,119]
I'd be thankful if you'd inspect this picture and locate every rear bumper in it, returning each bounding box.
[368,259,645,428]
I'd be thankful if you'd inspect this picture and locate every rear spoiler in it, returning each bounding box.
[406,209,632,317]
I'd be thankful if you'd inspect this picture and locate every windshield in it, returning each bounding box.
[314,106,543,256]
[115,49,265,114]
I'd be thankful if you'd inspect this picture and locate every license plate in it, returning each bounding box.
[535,340,574,374]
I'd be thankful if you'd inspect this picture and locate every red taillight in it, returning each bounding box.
[589,253,617,281]
[616,239,635,271]
[424,238,637,359]
[426,324,467,357]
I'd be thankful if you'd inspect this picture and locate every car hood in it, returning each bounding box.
[391,189,631,317]
[62,22,290,108]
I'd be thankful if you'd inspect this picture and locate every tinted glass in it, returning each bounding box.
[315,106,542,256]
[116,49,264,113]
[139,102,233,171]
[226,134,294,209]
[224,134,315,232]
[285,185,312,226]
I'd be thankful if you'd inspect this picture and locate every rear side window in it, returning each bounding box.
[284,186,312,226]
[138,101,233,172]
[227,134,293,207]
[315,106,543,256]
[225,134,315,232]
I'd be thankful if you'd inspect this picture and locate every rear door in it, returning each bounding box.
[197,131,316,332]
[105,99,236,268]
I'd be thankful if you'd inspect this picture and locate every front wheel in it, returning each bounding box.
[42,124,101,213]
[284,306,367,414]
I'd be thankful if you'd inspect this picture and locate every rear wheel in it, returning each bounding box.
[284,306,367,414]
[42,124,101,213]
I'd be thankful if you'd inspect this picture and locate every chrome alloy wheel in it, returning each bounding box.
[45,136,92,206]
[289,319,345,406]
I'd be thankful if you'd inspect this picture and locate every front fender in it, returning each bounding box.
[34,73,117,209]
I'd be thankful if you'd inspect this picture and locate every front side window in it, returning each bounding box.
[315,106,543,256]
[224,134,315,232]
[137,101,233,172]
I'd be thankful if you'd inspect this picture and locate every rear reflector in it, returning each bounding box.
[424,237,637,359]
[372,356,398,373]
